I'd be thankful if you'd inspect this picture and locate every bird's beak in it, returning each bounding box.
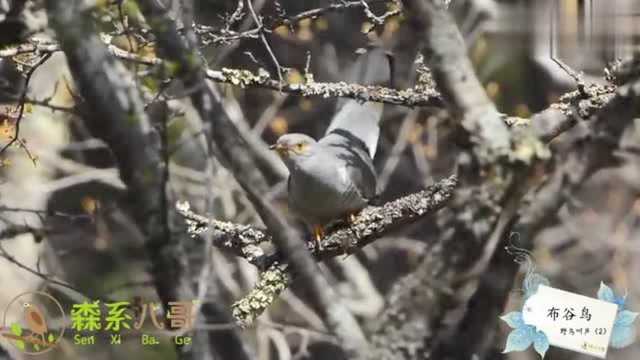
[269,143,288,156]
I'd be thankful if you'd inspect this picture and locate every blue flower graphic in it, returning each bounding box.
[501,311,550,358]
[597,282,638,348]
[502,275,638,358]
[501,272,551,358]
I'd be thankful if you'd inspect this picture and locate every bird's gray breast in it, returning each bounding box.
[288,146,375,225]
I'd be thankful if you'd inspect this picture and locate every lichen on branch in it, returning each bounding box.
[176,175,458,325]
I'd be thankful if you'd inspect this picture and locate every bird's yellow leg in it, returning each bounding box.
[343,212,360,227]
[348,213,358,224]
[313,225,325,251]
[335,213,360,257]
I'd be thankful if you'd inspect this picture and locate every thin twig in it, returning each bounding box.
[246,0,284,87]
[0,53,52,163]
[0,241,85,296]
[378,110,418,190]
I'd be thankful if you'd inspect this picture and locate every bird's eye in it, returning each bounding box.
[296,143,305,151]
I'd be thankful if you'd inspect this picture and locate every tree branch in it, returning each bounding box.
[403,0,510,159]
[138,0,369,355]
[0,38,443,108]
[362,1,547,358]
[376,2,640,358]
[438,56,640,359]
[175,174,457,328]
[178,174,457,262]
[44,0,195,346]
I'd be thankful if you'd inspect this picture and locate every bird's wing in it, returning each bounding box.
[324,47,391,159]
[319,132,376,200]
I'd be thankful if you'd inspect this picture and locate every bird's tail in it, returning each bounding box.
[325,47,392,159]
[346,46,393,88]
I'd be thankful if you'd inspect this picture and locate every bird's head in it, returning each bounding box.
[270,133,317,167]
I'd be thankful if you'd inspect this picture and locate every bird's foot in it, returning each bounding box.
[343,212,361,228]
[339,212,360,255]
[312,225,325,251]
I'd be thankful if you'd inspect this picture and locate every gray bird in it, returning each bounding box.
[271,48,390,246]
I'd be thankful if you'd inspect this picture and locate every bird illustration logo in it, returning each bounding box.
[1,291,66,354]
[22,302,48,344]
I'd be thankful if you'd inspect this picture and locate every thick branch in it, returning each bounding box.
[0,224,44,241]
[178,175,457,262]
[366,2,538,359]
[314,174,458,257]
[508,82,616,143]
[403,0,510,159]
[44,1,195,348]
[363,14,633,360]
[0,39,443,108]
[176,175,458,325]
[4,36,618,143]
